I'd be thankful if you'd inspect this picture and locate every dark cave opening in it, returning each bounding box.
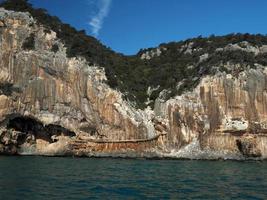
[6,116,76,144]
[45,124,76,137]
[7,116,43,133]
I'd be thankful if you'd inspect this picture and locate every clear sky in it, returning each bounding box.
[29,0,267,55]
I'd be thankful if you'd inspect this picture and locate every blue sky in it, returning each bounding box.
[30,0,267,55]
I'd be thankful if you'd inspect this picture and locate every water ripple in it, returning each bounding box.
[0,157,267,199]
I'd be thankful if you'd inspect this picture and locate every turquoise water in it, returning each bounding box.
[0,157,267,199]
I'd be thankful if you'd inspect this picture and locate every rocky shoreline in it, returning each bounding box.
[1,8,267,160]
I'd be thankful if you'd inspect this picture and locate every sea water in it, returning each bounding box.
[0,156,266,199]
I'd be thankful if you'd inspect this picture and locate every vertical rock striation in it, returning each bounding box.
[156,70,267,159]
[1,8,267,159]
[0,8,157,156]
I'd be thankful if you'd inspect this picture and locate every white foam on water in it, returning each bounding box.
[17,145,37,155]
[162,138,243,160]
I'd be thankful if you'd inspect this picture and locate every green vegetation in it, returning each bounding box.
[0,83,21,96]
[1,0,267,108]
[22,32,35,50]
[51,44,59,53]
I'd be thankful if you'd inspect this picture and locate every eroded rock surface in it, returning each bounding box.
[155,70,267,159]
[1,8,267,159]
[0,8,158,156]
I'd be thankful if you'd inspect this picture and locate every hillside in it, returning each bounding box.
[1,1,267,159]
[2,0,267,109]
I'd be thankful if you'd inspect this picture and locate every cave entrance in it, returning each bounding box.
[7,116,43,134]
[6,116,76,143]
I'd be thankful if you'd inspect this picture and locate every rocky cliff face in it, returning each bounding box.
[0,8,161,157]
[1,8,267,159]
[155,69,267,159]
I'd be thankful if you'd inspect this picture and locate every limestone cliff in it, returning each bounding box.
[1,8,267,159]
[155,70,267,159]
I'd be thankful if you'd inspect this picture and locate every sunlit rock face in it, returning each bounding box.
[0,9,157,156]
[1,8,267,159]
[156,70,267,159]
